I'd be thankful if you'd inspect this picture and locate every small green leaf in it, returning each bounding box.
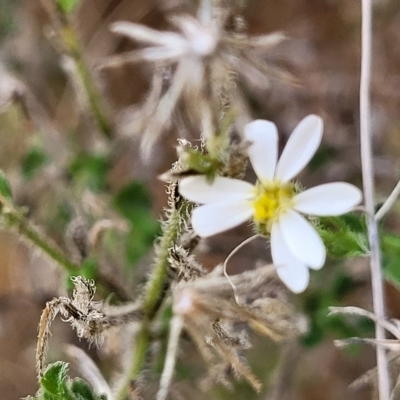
[179,149,222,182]
[70,379,95,400]
[40,361,70,395]
[317,215,368,258]
[21,147,49,180]
[0,169,13,203]
[56,0,79,13]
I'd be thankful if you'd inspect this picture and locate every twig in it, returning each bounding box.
[375,179,400,221]
[360,0,391,398]
[0,193,78,274]
[156,315,184,400]
[115,194,190,400]
[40,0,112,139]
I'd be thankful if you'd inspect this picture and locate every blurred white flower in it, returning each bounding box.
[107,1,286,156]
[111,14,219,62]
[179,115,362,293]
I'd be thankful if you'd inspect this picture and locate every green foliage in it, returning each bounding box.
[317,215,368,258]
[301,272,374,347]
[56,0,79,14]
[31,362,106,400]
[21,147,49,180]
[69,153,109,192]
[0,169,13,203]
[112,181,160,264]
[381,233,400,288]
[0,0,19,38]
[179,148,222,182]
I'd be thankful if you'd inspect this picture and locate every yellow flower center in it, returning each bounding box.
[252,181,296,232]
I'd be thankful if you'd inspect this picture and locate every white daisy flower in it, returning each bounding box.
[179,115,362,293]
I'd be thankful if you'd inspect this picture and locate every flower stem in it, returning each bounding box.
[0,193,78,274]
[40,0,112,139]
[360,1,390,398]
[116,193,189,399]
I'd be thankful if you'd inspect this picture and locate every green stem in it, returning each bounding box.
[42,0,113,139]
[116,199,188,399]
[0,194,78,274]
[63,25,113,139]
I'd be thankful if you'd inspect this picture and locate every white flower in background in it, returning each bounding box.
[179,115,362,293]
[110,14,219,63]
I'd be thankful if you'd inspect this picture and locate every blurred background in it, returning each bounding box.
[1,0,400,399]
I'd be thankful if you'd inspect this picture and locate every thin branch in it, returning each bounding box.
[0,193,78,274]
[156,316,184,400]
[375,179,400,221]
[360,0,391,398]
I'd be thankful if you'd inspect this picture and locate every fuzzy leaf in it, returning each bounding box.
[317,215,367,258]
[70,379,96,400]
[40,362,72,397]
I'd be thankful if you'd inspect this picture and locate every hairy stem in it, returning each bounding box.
[0,193,78,274]
[116,192,189,399]
[41,0,112,139]
[360,0,390,398]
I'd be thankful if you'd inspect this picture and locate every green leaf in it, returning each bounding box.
[70,379,95,400]
[21,147,49,180]
[179,149,222,182]
[317,215,368,258]
[0,169,13,203]
[56,0,79,13]
[40,361,70,396]
[69,153,109,192]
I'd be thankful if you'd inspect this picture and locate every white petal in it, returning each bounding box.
[139,46,187,62]
[111,22,185,48]
[294,183,362,216]
[279,209,326,269]
[179,176,254,204]
[275,115,323,182]
[271,223,310,293]
[191,201,253,237]
[244,120,278,182]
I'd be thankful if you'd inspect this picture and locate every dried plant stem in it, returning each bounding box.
[40,0,112,139]
[0,193,78,273]
[360,0,390,398]
[156,316,184,400]
[375,179,400,221]
[116,201,188,400]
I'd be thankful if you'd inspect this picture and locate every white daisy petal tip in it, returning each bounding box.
[271,222,311,293]
[244,119,278,182]
[275,114,324,182]
[278,265,310,293]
